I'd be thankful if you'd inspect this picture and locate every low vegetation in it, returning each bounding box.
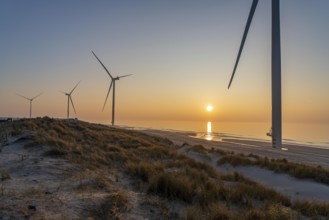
[216,152,329,185]
[0,168,10,181]
[91,190,130,219]
[2,117,329,219]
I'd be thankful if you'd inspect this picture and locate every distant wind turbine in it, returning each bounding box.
[92,51,132,126]
[16,93,43,118]
[227,0,282,148]
[60,82,80,119]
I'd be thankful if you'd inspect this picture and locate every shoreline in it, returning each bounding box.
[119,123,329,150]
[139,128,329,169]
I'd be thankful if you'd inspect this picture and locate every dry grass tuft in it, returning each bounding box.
[126,161,164,182]
[220,172,290,207]
[189,144,207,154]
[186,203,232,220]
[148,172,193,203]
[292,200,329,217]
[265,203,291,220]
[91,190,129,220]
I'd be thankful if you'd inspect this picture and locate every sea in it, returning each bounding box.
[118,120,329,149]
[2,117,328,149]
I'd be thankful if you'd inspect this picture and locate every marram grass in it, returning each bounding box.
[3,117,329,219]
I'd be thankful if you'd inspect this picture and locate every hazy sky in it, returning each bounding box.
[1,0,329,125]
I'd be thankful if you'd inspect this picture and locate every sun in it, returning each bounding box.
[206,105,213,112]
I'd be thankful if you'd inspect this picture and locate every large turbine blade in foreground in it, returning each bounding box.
[228,0,259,89]
[226,0,282,148]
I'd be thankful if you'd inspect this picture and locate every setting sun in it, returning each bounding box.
[206,105,213,112]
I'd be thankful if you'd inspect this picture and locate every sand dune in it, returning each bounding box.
[142,129,329,202]
[1,119,329,219]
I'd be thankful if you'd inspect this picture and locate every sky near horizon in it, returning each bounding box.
[1,0,329,125]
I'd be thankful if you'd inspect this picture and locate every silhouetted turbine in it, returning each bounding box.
[227,0,282,148]
[92,51,132,126]
[16,93,43,118]
[60,82,80,119]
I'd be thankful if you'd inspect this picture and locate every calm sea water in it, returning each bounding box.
[118,120,329,149]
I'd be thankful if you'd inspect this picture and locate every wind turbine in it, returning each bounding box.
[227,0,282,148]
[16,93,43,118]
[60,82,80,119]
[92,51,132,126]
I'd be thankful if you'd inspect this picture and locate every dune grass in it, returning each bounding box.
[217,152,329,185]
[4,117,329,219]
[188,144,208,155]
[91,190,129,220]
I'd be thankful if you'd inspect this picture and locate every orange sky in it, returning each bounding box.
[1,1,329,126]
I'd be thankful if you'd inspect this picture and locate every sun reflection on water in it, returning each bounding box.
[207,121,212,133]
[206,121,213,141]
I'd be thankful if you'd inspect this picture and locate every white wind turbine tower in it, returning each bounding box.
[92,51,132,126]
[227,0,282,148]
[16,93,43,118]
[60,82,80,119]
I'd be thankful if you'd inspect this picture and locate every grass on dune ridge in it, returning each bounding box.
[2,117,329,219]
[214,150,329,185]
[186,143,329,186]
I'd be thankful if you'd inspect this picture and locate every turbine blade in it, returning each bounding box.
[102,81,113,111]
[59,91,67,95]
[70,81,80,94]
[228,0,259,89]
[16,93,30,101]
[92,51,114,79]
[70,96,76,114]
[31,92,43,100]
[118,74,133,79]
